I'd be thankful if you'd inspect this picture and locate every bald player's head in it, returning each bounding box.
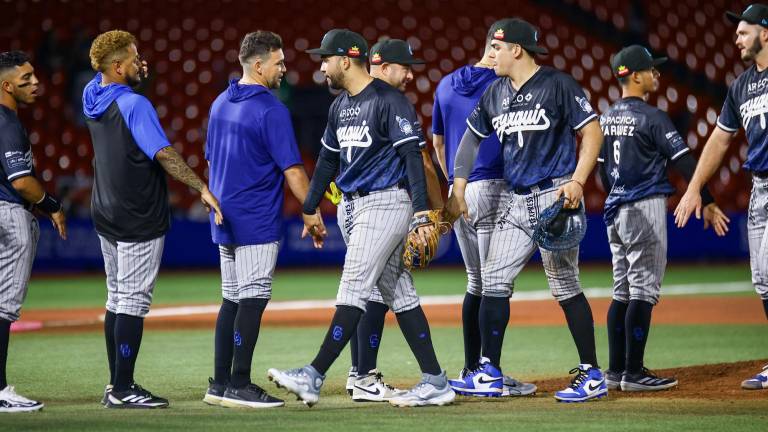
[0,51,38,107]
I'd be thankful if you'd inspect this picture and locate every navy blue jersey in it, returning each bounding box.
[0,105,34,205]
[432,65,503,184]
[718,65,768,172]
[466,66,597,189]
[598,97,689,223]
[322,78,425,193]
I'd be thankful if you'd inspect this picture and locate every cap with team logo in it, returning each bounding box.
[487,18,548,55]
[307,29,368,59]
[610,45,667,78]
[726,3,768,27]
[369,39,425,65]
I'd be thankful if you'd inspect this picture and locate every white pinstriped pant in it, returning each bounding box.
[219,242,279,302]
[0,202,39,322]
[607,195,667,305]
[748,176,768,300]
[99,235,164,317]
[482,177,582,300]
[336,187,421,313]
[453,179,509,296]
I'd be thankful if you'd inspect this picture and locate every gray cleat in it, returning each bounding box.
[389,371,456,407]
[267,365,324,407]
[603,369,622,391]
[502,375,537,396]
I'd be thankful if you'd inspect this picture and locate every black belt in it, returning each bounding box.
[512,178,554,195]
[342,182,407,202]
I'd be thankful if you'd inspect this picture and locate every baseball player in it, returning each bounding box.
[446,18,606,402]
[201,31,308,409]
[267,29,455,408]
[599,45,729,392]
[83,30,223,408]
[675,3,768,390]
[0,51,67,413]
[344,38,444,402]
[433,29,537,397]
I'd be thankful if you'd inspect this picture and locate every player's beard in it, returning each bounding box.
[742,38,763,61]
[125,72,142,88]
[326,71,344,90]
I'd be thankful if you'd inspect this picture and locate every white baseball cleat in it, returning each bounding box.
[0,386,43,413]
[267,365,324,407]
[352,369,406,402]
[389,371,455,407]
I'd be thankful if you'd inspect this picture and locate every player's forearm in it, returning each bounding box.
[432,134,449,179]
[284,165,311,204]
[672,153,715,206]
[155,146,206,192]
[303,148,339,214]
[572,120,603,184]
[397,141,428,212]
[11,176,63,214]
[421,148,444,209]
[453,129,481,180]
[688,128,732,191]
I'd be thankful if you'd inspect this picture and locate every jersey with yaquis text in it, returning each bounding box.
[466,66,597,189]
[321,78,425,193]
[718,64,768,172]
[598,97,689,224]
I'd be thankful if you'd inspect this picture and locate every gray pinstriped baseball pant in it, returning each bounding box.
[607,195,667,305]
[99,235,164,318]
[748,176,768,300]
[219,242,279,302]
[0,202,39,322]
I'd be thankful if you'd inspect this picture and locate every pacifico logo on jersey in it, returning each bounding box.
[491,104,551,147]
[337,121,373,161]
[739,93,768,130]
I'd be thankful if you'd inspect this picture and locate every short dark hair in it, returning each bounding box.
[0,51,30,76]
[239,31,283,64]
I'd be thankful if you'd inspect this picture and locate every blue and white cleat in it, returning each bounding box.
[267,365,324,407]
[448,357,504,397]
[554,364,607,403]
[741,364,768,390]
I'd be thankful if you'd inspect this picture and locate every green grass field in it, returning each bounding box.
[24,263,754,309]
[4,263,767,431]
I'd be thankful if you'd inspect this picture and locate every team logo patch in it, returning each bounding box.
[616,65,630,77]
[396,115,413,134]
[348,46,361,57]
[575,96,593,113]
[494,28,505,40]
[371,52,382,64]
[332,325,344,341]
[234,331,242,346]
[120,343,132,358]
[369,334,379,348]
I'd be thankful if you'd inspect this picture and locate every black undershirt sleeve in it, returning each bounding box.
[302,147,340,215]
[396,140,428,213]
[671,152,714,206]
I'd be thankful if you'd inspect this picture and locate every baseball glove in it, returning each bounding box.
[324,181,342,206]
[532,196,587,251]
[403,209,453,270]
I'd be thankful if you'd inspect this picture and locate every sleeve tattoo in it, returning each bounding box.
[155,147,205,192]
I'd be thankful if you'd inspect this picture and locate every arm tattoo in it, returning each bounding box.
[156,147,205,191]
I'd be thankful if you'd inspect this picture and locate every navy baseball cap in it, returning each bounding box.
[307,29,368,59]
[488,18,548,55]
[726,3,768,27]
[611,45,667,78]
[369,39,424,65]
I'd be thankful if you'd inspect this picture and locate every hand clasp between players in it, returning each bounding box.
[674,189,730,237]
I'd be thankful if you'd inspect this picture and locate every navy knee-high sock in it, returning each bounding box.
[104,311,117,385]
[479,296,510,367]
[559,293,599,367]
[311,306,363,375]
[462,292,482,370]
[0,318,10,389]
[625,300,653,374]
[357,301,389,374]
[395,306,441,375]
[763,299,768,320]
[606,300,628,372]
[230,298,269,388]
[113,314,144,392]
[349,326,358,370]
[213,299,238,385]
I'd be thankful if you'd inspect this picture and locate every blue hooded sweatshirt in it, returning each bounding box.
[205,79,303,246]
[432,65,503,183]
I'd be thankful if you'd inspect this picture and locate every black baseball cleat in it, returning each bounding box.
[603,370,622,391]
[220,383,285,408]
[105,383,169,409]
[202,377,226,406]
[620,368,678,392]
